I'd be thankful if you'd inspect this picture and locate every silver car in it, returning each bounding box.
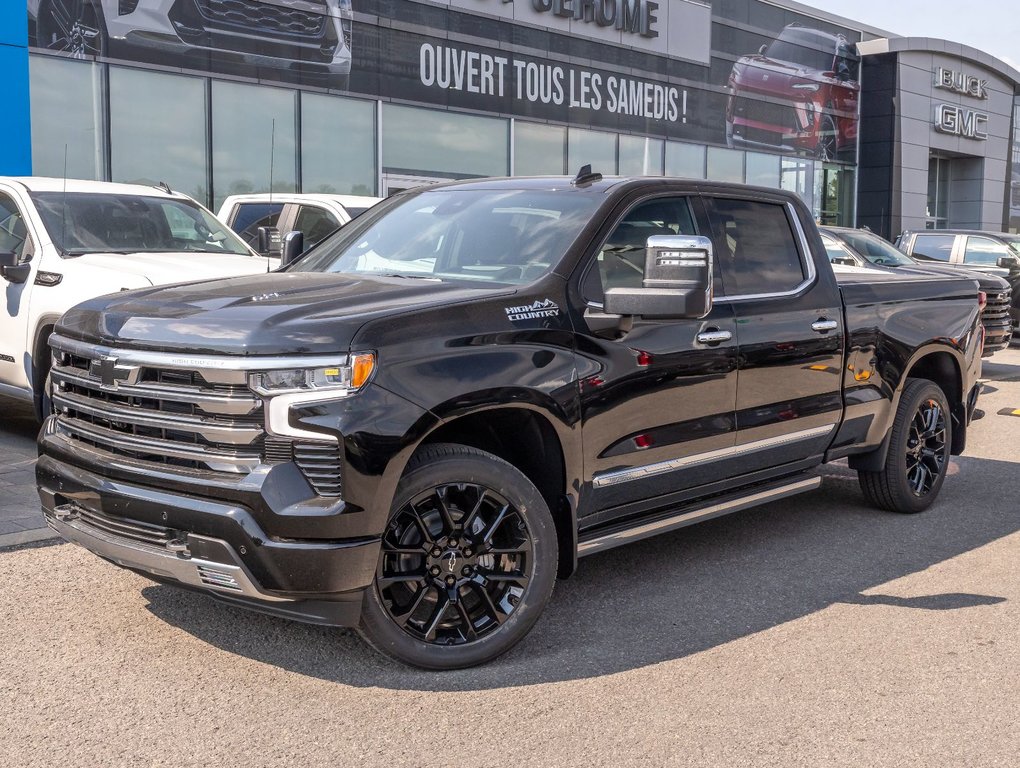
[29,0,352,79]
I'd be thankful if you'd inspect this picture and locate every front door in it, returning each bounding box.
[0,191,35,391]
[575,195,740,523]
[704,194,844,474]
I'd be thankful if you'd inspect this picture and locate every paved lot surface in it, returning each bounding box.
[0,397,44,544]
[1,350,1019,767]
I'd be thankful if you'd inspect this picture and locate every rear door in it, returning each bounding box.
[703,193,844,473]
[293,204,342,251]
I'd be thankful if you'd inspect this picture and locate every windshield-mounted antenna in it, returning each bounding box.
[571,164,603,188]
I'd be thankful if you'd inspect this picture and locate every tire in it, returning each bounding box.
[37,0,108,59]
[358,443,558,669]
[815,113,838,162]
[858,378,952,514]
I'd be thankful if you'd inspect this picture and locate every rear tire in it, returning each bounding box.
[858,378,952,514]
[358,443,558,669]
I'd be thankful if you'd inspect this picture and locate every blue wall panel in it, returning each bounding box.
[0,4,31,175]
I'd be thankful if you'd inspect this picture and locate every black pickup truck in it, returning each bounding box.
[38,173,983,669]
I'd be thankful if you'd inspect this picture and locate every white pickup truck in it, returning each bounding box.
[0,177,277,418]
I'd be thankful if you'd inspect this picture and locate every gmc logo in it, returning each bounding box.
[934,104,989,140]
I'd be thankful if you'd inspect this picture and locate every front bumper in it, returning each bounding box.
[37,449,378,627]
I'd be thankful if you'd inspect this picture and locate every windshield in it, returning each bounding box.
[295,188,603,284]
[838,231,915,267]
[32,192,252,256]
[765,30,837,72]
[998,235,1020,255]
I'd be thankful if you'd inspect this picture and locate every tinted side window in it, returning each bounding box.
[294,205,341,250]
[821,234,854,265]
[911,234,955,262]
[230,203,283,246]
[0,194,30,260]
[963,236,1010,265]
[589,197,698,296]
[706,198,806,296]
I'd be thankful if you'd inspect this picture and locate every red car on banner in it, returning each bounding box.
[726,24,859,162]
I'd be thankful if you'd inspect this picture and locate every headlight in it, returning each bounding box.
[248,352,376,395]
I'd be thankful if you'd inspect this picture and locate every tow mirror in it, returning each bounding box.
[604,235,713,319]
[256,226,282,257]
[0,250,29,284]
[996,254,1020,271]
[281,230,305,266]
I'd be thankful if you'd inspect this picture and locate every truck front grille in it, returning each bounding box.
[982,290,1012,323]
[50,340,264,475]
[264,436,342,497]
[194,0,327,37]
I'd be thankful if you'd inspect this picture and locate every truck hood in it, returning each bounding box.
[75,251,276,285]
[57,272,513,355]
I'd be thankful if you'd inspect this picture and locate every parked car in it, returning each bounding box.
[0,177,277,419]
[726,23,859,160]
[28,0,353,84]
[821,226,1013,355]
[218,193,382,257]
[39,173,983,669]
[896,229,1020,342]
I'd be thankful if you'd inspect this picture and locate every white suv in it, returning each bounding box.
[0,177,278,418]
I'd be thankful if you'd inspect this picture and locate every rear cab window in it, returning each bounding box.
[910,234,955,262]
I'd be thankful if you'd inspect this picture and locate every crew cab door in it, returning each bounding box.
[703,194,844,472]
[0,190,36,390]
[574,195,740,520]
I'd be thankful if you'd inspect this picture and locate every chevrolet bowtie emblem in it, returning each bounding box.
[90,356,138,389]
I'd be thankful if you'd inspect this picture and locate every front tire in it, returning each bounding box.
[359,443,558,669]
[37,0,108,59]
[858,378,952,514]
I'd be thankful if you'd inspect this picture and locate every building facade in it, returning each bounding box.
[7,0,1020,236]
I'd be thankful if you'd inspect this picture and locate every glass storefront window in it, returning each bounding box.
[745,152,781,188]
[927,157,951,228]
[383,104,508,178]
[211,81,297,209]
[110,67,208,203]
[707,147,745,183]
[514,122,566,176]
[665,142,705,179]
[618,136,664,176]
[30,56,103,180]
[568,129,617,175]
[816,164,854,226]
[781,157,815,210]
[302,93,377,196]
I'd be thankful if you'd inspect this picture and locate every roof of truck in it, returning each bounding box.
[2,176,193,200]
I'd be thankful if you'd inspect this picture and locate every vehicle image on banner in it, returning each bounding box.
[896,229,1020,343]
[0,177,276,419]
[27,0,353,84]
[821,226,1013,355]
[219,193,381,257]
[39,172,982,669]
[726,23,859,160]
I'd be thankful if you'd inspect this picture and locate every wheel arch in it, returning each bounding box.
[31,315,61,420]
[407,403,579,579]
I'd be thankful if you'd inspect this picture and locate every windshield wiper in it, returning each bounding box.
[374,273,442,280]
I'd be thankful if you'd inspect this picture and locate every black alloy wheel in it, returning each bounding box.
[858,378,953,514]
[905,397,948,497]
[38,0,107,59]
[359,444,557,669]
[815,113,838,162]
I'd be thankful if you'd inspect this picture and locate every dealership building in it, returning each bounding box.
[2,0,1019,239]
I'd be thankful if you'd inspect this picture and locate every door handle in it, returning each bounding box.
[696,329,733,345]
[811,319,839,333]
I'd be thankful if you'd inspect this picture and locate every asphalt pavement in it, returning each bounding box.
[1,350,1019,766]
[0,396,45,546]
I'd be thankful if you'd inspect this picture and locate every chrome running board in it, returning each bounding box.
[578,475,821,556]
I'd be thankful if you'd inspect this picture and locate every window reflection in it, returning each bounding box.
[514,122,566,176]
[30,56,103,180]
[302,93,377,196]
[665,142,705,179]
[568,128,617,175]
[619,136,664,176]
[383,104,508,178]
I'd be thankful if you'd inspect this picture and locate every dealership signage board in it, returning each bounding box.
[25,0,862,160]
[932,66,991,141]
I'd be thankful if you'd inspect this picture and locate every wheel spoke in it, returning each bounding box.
[480,503,510,545]
[410,508,435,545]
[386,546,428,556]
[467,580,510,626]
[481,572,529,586]
[49,0,75,35]
[423,593,452,641]
[390,585,431,629]
[434,487,456,534]
[378,571,427,586]
[460,489,488,537]
[488,542,531,556]
[453,599,478,641]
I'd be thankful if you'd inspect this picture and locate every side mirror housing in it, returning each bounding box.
[281,230,305,266]
[831,256,857,267]
[996,254,1020,271]
[257,226,281,257]
[758,44,768,55]
[0,250,29,283]
[604,235,713,319]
